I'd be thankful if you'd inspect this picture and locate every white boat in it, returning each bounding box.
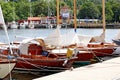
[0,58,16,79]
[10,21,18,29]
[19,23,26,29]
[47,24,53,29]
[0,5,16,79]
[19,21,28,29]
[28,21,34,29]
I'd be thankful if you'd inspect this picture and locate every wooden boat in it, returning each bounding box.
[50,0,118,58]
[43,25,118,58]
[0,57,16,79]
[78,42,117,57]
[15,53,74,71]
[11,37,95,67]
[0,39,76,72]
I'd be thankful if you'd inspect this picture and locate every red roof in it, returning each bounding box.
[28,17,40,21]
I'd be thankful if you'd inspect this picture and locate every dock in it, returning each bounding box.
[34,56,120,80]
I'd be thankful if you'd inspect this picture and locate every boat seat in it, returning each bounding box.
[47,53,58,58]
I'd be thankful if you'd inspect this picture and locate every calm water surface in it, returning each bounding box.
[0,28,119,43]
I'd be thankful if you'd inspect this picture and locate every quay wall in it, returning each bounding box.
[34,23,120,29]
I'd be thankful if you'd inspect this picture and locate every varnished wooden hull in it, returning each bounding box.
[0,47,74,72]
[88,47,114,57]
[15,54,74,71]
[78,43,116,57]
[75,51,94,61]
[52,50,94,62]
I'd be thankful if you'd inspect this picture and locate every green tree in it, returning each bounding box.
[16,1,30,20]
[105,2,114,22]
[1,2,16,22]
[33,0,48,17]
[77,2,100,19]
[112,1,120,22]
[1,0,120,23]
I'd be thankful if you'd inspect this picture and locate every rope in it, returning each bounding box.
[8,60,12,80]
[17,57,48,70]
[15,54,69,72]
[81,46,103,62]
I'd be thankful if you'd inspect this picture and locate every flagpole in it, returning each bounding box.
[74,0,77,32]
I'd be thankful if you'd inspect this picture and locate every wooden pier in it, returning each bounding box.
[34,56,120,80]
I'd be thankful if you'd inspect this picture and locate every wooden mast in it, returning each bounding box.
[102,0,106,33]
[57,0,59,26]
[74,0,77,32]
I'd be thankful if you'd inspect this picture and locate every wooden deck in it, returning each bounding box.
[34,56,120,80]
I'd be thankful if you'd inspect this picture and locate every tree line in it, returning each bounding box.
[0,0,120,23]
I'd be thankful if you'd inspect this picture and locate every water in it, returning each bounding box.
[0,28,119,43]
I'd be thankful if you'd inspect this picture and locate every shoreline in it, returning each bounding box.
[1,23,120,29]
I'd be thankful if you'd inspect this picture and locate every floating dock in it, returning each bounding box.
[34,56,120,80]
